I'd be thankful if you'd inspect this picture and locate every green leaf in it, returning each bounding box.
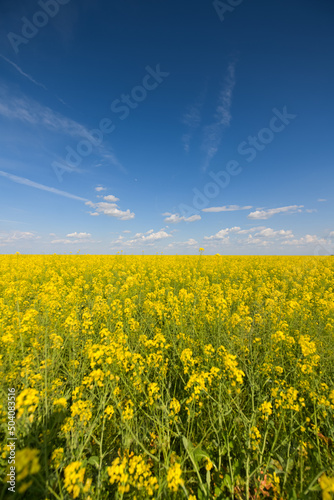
[223,474,232,491]
[88,456,99,468]
[286,457,294,476]
[206,469,211,489]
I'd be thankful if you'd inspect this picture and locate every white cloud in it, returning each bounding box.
[236,226,266,234]
[95,186,107,192]
[248,205,304,220]
[185,238,198,246]
[204,226,241,240]
[113,229,172,247]
[202,205,252,213]
[86,200,135,220]
[143,230,171,241]
[318,199,327,202]
[114,235,124,242]
[103,194,119,202]
[89,212,100,216]
[66,232,91,239]
[245,235,269,246]
[163,212,201,223]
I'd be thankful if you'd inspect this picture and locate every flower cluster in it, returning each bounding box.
[0,254,333,498]
[107,451,158,496]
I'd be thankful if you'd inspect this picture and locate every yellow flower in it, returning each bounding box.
[64,461,86,499]
[16,388,39,419]
[319,474,334,500]
[108,451,158,496]
[169,398,181,416]
[53,397,67,409]
[167,461,184,492]
[16,448,40,482]
[104,405,114,420]
[147,382,160,405]
[205,458,213,471]
[122,400,134,421]
[71,400,93,424]
[259,401,273,420]
[51,448,64,469]
[18,480,33,494]
[250,426,261,450]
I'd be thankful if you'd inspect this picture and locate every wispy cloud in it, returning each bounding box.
[254,228,293,238]
[282,234,328,246]
[163,212,201,223]
[215,62,236,126]
[51,239,91,245]
[0,170,89,202]
[204,226,294,241]
[0,85,124,171]
[0,55,70,107]
[0,54,47,90]
[202,60,236,170]
[181,86,207,152]
[248,205,304,220]
[95,186,107,192]
[202,204,252,213]
[167,238,198,248]
[0,231,39,246]
[318,198,327,202]
[203,225,295,248]
[51,232,93,245]
[0,86,90,137]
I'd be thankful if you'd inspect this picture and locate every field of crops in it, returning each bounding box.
[0,255,334,499]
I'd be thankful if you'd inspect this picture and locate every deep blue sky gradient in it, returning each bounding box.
[0,0,333,254]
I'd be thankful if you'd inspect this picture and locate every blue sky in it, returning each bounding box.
[0,0,333,254]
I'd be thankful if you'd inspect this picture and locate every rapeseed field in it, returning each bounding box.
[0,255,333,499]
